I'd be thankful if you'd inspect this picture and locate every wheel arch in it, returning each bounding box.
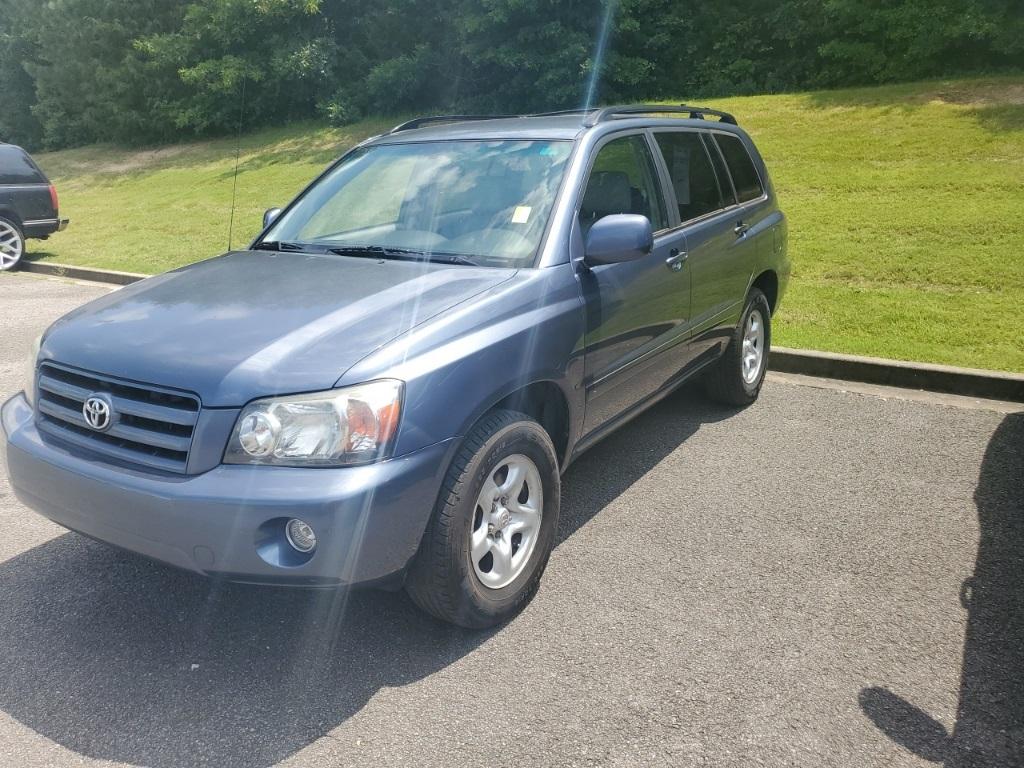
[751,269,779,315]
[0,206,24,228]
[485,380,573,469]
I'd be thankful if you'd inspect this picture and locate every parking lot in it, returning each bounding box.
[0,272,1021,768]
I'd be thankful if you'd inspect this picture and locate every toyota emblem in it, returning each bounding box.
[82,394,113,431]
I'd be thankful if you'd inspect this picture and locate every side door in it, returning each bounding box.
[649,128,738,365]
[686,131,769,357]
[577,132,690,436]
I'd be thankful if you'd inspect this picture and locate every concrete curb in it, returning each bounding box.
[770,347,1024,403]
[18,260,145,286]
[12,262,1024,403]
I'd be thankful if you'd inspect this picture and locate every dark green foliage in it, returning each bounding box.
[0,2,42,147]
[0,0,1020,149]
[0,0,187,148]
[138,0,333,134]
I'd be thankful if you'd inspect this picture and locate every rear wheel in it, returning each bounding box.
[0,217,24,271]
[704,288,771,406]
[405,409,560,628]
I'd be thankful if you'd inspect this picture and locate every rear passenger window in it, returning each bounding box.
[704,135,736,205]
[580,135,668,233]
[713,134,764,203]
[0,146,45,185]
[654,131,725,223]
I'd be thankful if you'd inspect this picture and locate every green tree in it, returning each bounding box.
[817,0,1024,86]
[18,0,184,148]
[0,0,43,146]
[138,0,334,135]
[1,0,1020,149]
[317,0,456,122]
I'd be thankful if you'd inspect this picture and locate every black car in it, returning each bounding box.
[0,143,68,271]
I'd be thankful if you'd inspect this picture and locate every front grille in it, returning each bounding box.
[35,363,200,474]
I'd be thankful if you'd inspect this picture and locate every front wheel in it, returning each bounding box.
[405,409,560,628]
[0,217,25,271]
[703,288,771,406]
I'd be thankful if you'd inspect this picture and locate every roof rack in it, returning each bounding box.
[582,104,737,127]
[529,108,591,118]
[388,103,737,134]
[390,114,518,133]
[391,109,593,132]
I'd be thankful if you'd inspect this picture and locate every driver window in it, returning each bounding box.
[579,135,667,234]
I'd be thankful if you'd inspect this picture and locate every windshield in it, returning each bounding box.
[263,139,574,267]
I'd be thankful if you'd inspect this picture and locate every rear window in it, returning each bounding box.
[713,134,764,204]
[0,145,46,185]
[653,131,726,223]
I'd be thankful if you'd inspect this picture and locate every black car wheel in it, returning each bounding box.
[405,409,560,628]
[0,216,24,271]
[704,287,772,406]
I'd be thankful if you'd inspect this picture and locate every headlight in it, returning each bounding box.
[224,380,403,467]
[24,334,42,406]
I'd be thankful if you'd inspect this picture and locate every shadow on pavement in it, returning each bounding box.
[0,384,731,767]
[860,412,1024,766]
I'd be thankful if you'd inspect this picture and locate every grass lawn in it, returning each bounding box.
[19,75,1024,372]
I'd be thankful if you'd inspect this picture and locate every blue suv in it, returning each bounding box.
[2,105,788,627]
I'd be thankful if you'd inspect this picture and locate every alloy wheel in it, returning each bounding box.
[741,308,765,385]
[0,220,24,271]
[470,453,544,589]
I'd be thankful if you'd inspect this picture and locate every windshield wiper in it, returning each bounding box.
[327,245,479,266]
[428,253,481,267]
[327,245,413,259]
[251,240,309,252]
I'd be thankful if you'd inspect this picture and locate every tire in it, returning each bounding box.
[0,216,25,271]
[703,288,771,406]
[405,409,560,628]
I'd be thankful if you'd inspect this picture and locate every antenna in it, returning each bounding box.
[227,77,247,251]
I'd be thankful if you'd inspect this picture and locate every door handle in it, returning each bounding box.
[665,248,688,272]
[734,222,750,237]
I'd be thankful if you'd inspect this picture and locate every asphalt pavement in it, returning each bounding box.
[0,272,1021,768]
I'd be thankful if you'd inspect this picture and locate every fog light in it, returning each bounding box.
[285,518,316,553]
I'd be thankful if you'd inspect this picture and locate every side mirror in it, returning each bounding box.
[583,214,653,266]
[263,207,283,229]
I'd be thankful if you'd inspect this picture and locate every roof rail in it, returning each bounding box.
[387,104,737,134]
[582,104,737,127]
[389,114,517,133]
[392,109,592,132]
[528,108,591,118]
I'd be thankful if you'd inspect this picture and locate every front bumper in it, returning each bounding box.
[2,393,453,586]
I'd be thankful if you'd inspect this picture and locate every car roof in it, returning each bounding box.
[366,108,746,146]
[0,143,33,161]
[0,142,32,156]
[370,114,589,143]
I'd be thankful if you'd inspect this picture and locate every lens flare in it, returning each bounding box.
[583,0,618,112]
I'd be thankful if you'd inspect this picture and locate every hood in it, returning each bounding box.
[41,250,516,406]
